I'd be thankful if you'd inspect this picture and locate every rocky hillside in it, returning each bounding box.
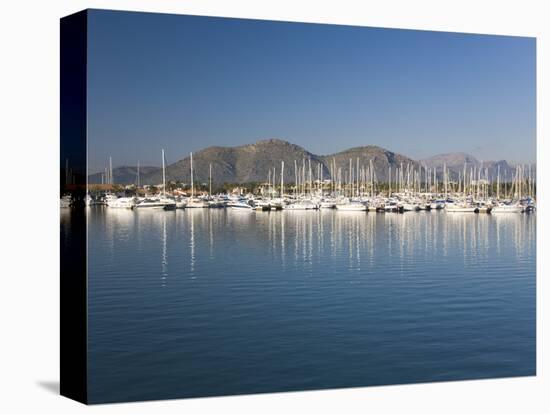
[321,145,420,182]
[141,139,326,185]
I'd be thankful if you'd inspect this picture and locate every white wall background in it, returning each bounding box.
[0,0,547,412]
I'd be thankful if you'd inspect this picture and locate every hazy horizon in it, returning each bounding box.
[87,10,536,173]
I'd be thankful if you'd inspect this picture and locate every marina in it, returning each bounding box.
[56,10,538,405]
[73,150,536,403]
[72,150,536,215]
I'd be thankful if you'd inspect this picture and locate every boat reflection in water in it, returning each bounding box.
[87,208,535,403]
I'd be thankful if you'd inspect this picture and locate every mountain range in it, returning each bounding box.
[88,166,159,185]
[88,139,526,185]
[420,153,518,181]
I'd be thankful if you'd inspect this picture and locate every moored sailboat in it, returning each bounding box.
[186,152,209,208]
[134,149,175,210]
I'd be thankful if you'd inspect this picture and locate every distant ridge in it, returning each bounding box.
[88,165,159,185]
[89,140,531,185]
[421,153,517,180]
[421,152,479,168]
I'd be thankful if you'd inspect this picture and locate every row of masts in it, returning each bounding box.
[263,158,536,201]
[99,156,114,185]
[101,154,535,201]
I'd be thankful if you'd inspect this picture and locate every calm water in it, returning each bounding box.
[85,208,536,403]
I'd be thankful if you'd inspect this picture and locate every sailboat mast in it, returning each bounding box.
[335,166,338,195]
[497,165,500,200]
[302,158,306,196]
[388,166,391,197]
[308,158,312,196]
[268,169,271,199]
[463,163,466,198]
[273,167,276,197]
[370,159,374,198]
[161,149,166,197]
[444,162,448,200]
[320,163,323,197]
[355,157,359,197]
[294,160,298,197]
[209,163,212,196]
[349,159,352,198]
[109,156,113,185]
[281,161,284,198]
[190,152,194,198]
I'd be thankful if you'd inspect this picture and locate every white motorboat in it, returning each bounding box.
[401,203,415,212]
[104,193,117,205]
[445,203,479,213]
[336,202,367,211]
[383,201,400,212]
[269,198,284,210]
[107,196,137,209]
[491,204,522,213]
[134,196,175,210]
[284,201,319,210]
[253,199,272,211]
[208,199,226,208]
[320,200,336,209]
[430,200,446,210]
[228,200,254,210]
[186,198,209,208]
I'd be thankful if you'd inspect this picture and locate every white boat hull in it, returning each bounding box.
[284,203,319,210]
[134,198,175,210]
[107,197,136,209]
[492,206,522,213]
[336,204,367,211]
[228,201,254,210]
[446,206,478,213]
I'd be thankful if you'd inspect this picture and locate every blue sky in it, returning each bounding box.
[87,9,536,172]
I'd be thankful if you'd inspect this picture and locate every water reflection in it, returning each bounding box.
[87,208,535,403]
[89,209,535,287]
[60,208,72,249]
[161,216,167,286]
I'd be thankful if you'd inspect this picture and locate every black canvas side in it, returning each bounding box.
[60,9,88,404]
